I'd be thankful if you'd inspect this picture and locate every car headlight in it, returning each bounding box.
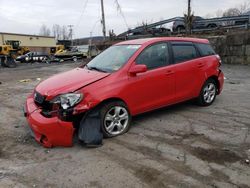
[50,93,83,110]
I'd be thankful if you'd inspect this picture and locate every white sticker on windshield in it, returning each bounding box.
[127,45,141,49]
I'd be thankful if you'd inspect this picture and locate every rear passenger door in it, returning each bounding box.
[170,42,205,102]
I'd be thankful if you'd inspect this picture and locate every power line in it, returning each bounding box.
[75,0,89,31]
[68,25,74,45]
[90,19,101,34]
[114,0,129,29]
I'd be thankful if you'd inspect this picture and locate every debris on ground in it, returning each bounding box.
[36,78,41,81]
[245,159,250,164]
[229,80,240,85]
[19,79,32,83]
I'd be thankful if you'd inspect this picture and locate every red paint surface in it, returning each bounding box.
[25,37,224,148]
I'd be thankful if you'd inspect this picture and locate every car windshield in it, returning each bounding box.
[86,45,141,73]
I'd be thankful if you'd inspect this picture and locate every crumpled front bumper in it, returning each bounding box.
[24,95,75,148]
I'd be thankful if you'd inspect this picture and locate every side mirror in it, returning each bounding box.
[128,64,147,76]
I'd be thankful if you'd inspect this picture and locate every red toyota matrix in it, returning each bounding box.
[24,37,224,147]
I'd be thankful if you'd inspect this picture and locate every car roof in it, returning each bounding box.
[116,37,209,45]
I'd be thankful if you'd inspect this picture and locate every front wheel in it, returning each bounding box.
[100,101,131,138]
[197,79,217,106]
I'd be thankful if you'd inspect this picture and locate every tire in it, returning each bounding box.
[207,24,217,28]
[100,101,131,138]
[197,79,217,106]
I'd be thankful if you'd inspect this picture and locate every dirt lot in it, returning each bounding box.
[0,62,250,188]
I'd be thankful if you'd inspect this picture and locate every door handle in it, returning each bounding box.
[165,70,174,75]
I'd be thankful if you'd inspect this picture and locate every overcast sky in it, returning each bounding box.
[0,0,248,38]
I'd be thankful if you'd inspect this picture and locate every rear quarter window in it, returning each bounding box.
[172,43,198,63]
[196,43,216,57]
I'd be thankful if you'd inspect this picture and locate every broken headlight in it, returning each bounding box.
[50,93,83,110]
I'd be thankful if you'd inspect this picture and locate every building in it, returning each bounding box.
[0,32,56,53]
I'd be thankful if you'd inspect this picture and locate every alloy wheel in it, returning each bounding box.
[104,106,129,136]
[203,83,216,104]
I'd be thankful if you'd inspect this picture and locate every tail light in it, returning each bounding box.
[216,55,222,67]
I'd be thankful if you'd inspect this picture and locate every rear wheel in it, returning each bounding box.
[100,101,131,138]
[197,79,217,106]
[207,24,217,28]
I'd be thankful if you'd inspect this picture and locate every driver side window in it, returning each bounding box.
[136,43,169,70]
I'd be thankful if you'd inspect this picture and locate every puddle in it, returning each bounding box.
[189,147,241,165]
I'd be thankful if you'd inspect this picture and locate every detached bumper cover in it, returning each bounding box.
[24,96,74,148]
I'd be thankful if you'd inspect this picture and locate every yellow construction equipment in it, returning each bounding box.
[50,45,65,55]
[0,40,29,67]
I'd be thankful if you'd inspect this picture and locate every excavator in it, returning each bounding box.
[0,40,29,68]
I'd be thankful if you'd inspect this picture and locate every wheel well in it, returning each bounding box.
[208,23,217,28]
[207,76,220,94]
[99,98,128,107]
[72,98,128,129]
[176,25,185,30]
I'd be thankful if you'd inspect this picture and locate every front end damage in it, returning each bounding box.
[24,91,97,148]
[24,94,74,147]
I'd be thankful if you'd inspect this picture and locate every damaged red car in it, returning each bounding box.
[24,37,224,148]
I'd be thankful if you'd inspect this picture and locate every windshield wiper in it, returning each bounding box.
[87,66,107,73]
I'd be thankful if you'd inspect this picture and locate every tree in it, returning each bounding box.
[62,25,69,40]
[39,24,51,36]
[223,8,241,17]
[238,1,250,14]
[51,24,70,40]
[52,24,61,40]
[222,1,250,17]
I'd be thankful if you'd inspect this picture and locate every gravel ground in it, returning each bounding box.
[0,62,250,188]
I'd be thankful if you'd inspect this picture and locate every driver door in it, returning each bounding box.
[127,43,175,115]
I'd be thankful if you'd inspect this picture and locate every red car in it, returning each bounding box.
[24,37,224,147]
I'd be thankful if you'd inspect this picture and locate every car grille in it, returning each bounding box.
[34,91,45,104]
[34,91,54,113]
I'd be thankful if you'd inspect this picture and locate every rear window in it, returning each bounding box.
[196,43,216,56]
[172,44,198,63]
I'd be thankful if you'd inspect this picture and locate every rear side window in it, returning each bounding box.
[196,43,216,56]
[172,43,198,63]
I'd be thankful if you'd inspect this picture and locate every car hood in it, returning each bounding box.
[35,68,110,99]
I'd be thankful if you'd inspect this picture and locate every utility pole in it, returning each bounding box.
[187,0,192,35]
[100,0,106,39]
[68,25,74,46]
